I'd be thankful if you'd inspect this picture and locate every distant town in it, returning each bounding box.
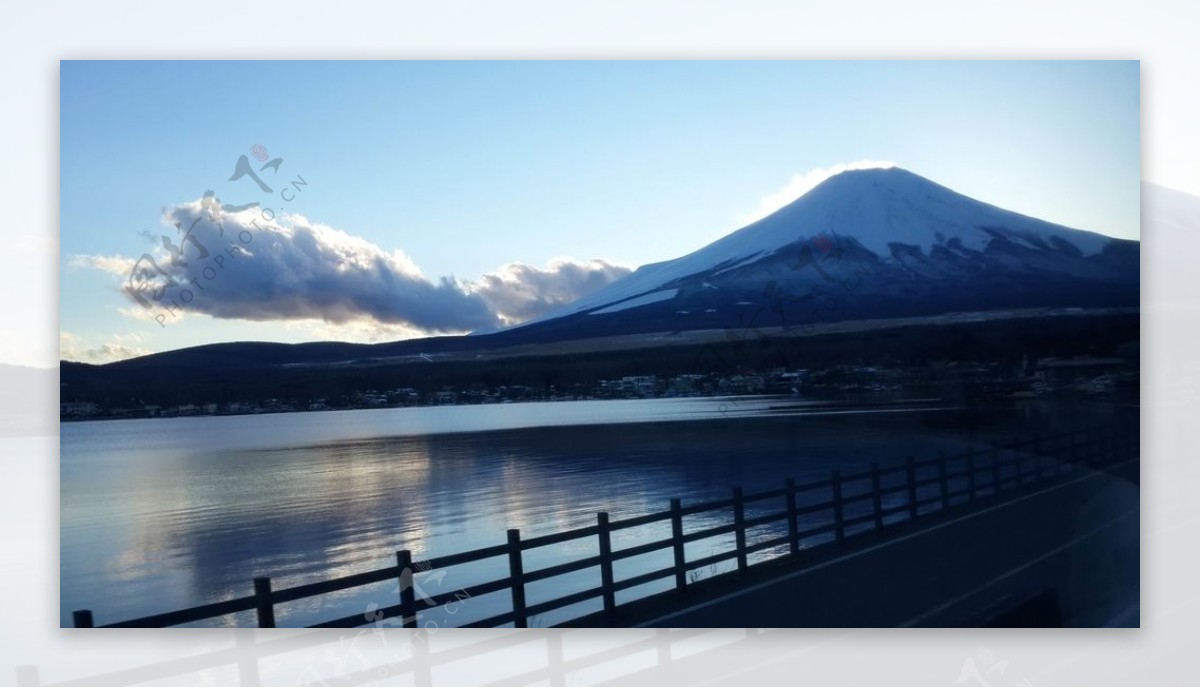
[60,354,1137,421]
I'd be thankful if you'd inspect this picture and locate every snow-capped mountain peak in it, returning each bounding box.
[519,166,1136,332]
[758,167,1106,254]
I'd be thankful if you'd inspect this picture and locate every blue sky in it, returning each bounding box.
[60,60,1140,362]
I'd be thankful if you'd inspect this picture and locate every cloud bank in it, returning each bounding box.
[472,258,633,326]
[73,201,631,335]
[60,332,150,364]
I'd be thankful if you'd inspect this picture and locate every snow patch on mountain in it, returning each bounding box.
[589,288,679,315]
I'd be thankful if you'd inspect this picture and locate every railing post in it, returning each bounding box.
[397,550,418,629]
[670,498,687,591]
[785,478,800,556]
[733,487,748,575]
[72,609,94,628]
[831,470,845,542]
[597,512,616,616]
[966,451,977,504]
[507,529,527,628]
[253,576,275,628]
[905,456,918,520]
[870,463,883,531]
[991,442,1002,495]
[937,451,950,511]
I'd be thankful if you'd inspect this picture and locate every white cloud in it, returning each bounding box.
[68,254,136,274]
[69,200,631,337]
[117,305,186,323]
[737,159,898,226]
[470,258,632,325]
[60,332,150,364]
[282,318,429,344]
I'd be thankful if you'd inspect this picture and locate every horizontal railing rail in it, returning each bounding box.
[72,425,1135,629]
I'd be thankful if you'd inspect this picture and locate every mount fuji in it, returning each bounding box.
[504,166,1138,342]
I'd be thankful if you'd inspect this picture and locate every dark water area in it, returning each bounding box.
[60,395,1137,627]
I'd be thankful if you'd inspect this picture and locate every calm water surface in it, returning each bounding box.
[60,395,1135,627]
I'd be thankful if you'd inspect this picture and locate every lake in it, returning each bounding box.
[59,395,1136,627]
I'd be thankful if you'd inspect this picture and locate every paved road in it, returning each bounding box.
[580,462,1139,628]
